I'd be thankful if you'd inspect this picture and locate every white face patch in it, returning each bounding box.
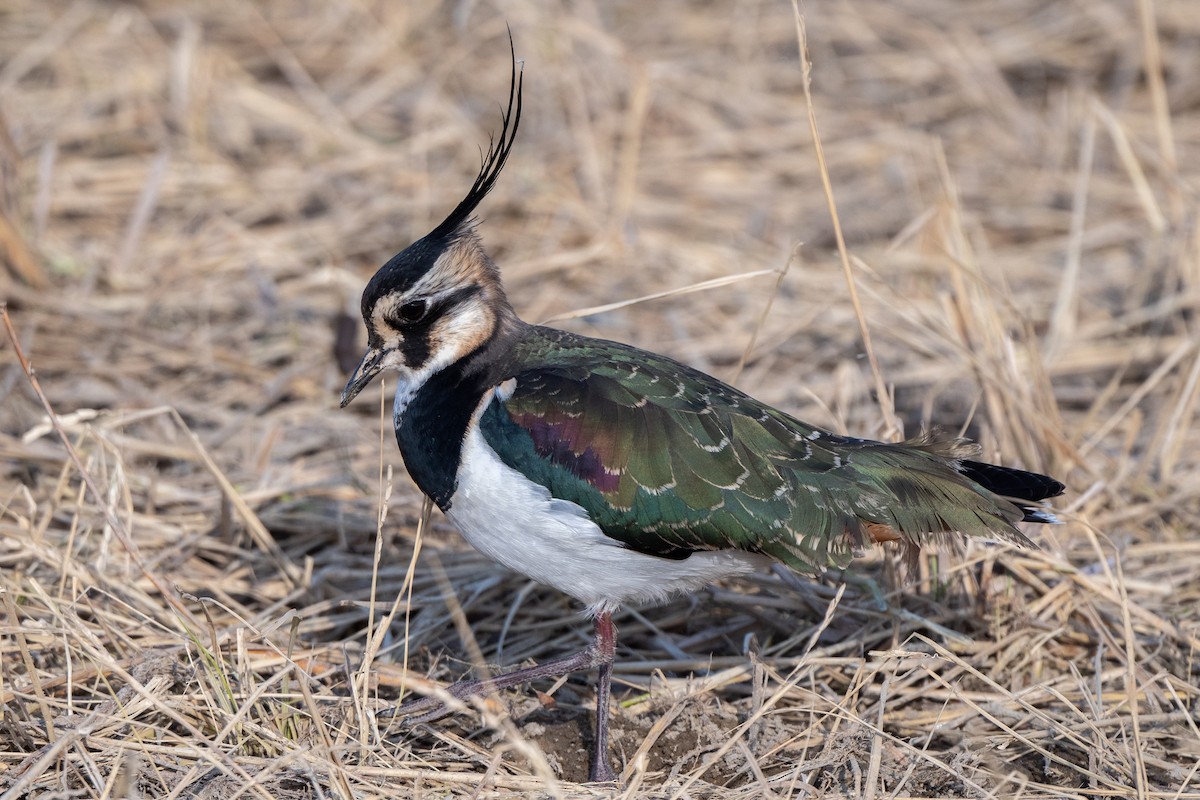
[426,292,494,366]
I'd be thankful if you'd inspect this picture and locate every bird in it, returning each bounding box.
[339,44,1065,784]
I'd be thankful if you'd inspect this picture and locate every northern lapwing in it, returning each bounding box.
[339,43,1065,783]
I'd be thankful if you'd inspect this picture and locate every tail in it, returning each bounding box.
[958,460,1065,524]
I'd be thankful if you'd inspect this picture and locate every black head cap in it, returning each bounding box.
[360,36,523,319]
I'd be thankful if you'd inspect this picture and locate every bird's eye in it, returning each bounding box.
[396,299,428,325]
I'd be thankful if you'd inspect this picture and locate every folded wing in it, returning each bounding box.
[480,329,1060,574]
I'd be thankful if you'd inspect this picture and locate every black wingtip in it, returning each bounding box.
[428,32,523,241]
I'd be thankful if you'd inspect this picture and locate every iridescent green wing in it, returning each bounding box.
[480,328,1030,573]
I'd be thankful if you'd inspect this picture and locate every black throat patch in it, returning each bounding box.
[394,320,514,510]
[396,363,490,510]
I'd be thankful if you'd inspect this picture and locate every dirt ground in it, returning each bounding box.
[2,0,1199,797]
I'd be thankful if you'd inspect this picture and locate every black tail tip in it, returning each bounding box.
[959,460,1065,523]
[960,460,1064,500]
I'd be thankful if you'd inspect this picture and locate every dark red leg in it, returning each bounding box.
[390,612,620,783]
[588,612,618,782]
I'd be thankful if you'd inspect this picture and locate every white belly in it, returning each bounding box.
[445,423,769,615]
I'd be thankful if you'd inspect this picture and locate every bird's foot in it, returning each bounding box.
[383,678,491,726]
[382,647,600,726]
[588,759,619,784]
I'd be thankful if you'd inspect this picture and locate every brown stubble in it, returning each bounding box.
[1,1,1198,796]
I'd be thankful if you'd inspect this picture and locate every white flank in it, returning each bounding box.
[445,395,770,615]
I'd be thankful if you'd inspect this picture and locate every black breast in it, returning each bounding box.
[395,318,530,509]
[394,363,492,510]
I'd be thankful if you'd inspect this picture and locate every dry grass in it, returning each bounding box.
[2,0,1199,797]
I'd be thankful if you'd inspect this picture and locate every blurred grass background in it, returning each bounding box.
[2,1,1199,797]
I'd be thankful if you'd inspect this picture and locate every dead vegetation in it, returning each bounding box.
[2,0,1199,797]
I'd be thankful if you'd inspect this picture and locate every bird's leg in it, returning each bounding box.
[390,646,598,722]
[588,611,619,783]
[390,611,621,780]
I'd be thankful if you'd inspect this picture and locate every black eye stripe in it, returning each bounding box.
[391,285,485,371]
[388,285,482,330]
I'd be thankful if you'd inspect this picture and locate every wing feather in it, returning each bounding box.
[478,328,1041,572]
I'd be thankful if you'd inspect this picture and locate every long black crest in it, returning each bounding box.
[428,35,523,241]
